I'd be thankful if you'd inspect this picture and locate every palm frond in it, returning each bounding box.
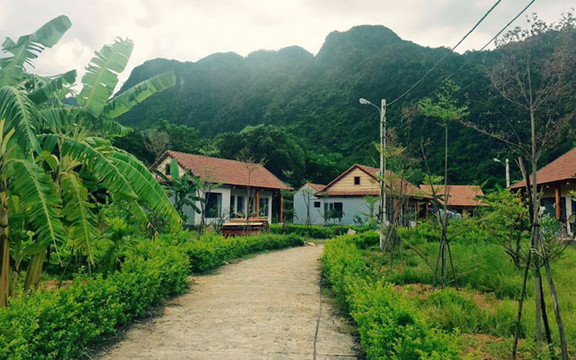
[60,171,99,264]
[77,38,133,117]
[102,72,175,119]
[106,150,181,225]
[39,106,76,133]
[0,86,41,153]
[50,134,139,200]
[28,70,76,105]
[0,15,71,87]
[7,158,64,260]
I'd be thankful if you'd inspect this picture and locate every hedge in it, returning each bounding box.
[270,223,367,238]
[322,235,459,359]
[0,233,304,360]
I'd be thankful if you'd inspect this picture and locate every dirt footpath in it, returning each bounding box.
[98,244,358,360]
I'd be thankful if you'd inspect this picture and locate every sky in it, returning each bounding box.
[0,0,574,90]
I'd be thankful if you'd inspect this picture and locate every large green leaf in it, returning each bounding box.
[60,171,98,264]
[77,38,134,117]
[7,159,64,257]
[0,86,41,153]
[51,135,139,200]
[102,72,176,119]
[27,70,76,105]
[0,15,71,87]
[39,106,76,133]
[106,150,181,225]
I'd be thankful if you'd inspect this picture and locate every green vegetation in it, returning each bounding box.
[269,223,365,239]
[0,232,304,360]
[323,224,576,359]
[0,16,179,306]
[115,24,576,188]
[323,233,460,360]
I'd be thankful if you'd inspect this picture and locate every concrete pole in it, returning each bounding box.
[380,99,387,250]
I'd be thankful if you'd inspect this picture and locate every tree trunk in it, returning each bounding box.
[540,236,570,359]
[0,166,9,307]
[24,250,46,290]
[0,193,9,307]
[512,247,532,359]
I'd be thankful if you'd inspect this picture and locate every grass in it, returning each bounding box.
[323,228,576,359]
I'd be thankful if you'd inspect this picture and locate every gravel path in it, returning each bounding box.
[98,244,358,360]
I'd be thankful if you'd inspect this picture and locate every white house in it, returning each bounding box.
[293,164,428,226]
[152,150,291,226]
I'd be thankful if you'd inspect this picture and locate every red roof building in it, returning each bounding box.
[152,151,290,225]
[419,185,485,217]
[510,148,576,226]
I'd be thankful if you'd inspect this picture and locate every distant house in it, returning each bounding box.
[293,183,326,225]
[510,147,576,232]
[152,150,291,226]
[419,185,485,217]
[293,164,428,226]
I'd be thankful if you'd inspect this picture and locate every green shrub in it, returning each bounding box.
[323,235,459,359]
[270,224,365,238]
[180,233,304,273]
[0,242,189,360]
[0,233,303,360]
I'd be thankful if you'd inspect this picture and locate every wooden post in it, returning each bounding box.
[279,194,284,223]
[425,201,429,221]
[555,185,562,221]
[416,201,420,221]
[255,189,260,217]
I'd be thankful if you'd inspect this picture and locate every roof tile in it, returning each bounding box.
[510,148,576,189]
[156,151,291,190]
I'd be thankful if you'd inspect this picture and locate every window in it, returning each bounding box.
[314,201,321,208]
[325,202,343,219]
[354,176,360,185]
[205,192,222,218]
[237,196,245,214]
[230,195,236,215]
[165,163,171,175]
[259,197,269,217]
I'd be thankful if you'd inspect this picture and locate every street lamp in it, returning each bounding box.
[359,98,387,249]
[493,158,510,188]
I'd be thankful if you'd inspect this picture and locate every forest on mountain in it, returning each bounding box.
[114,22,576,188]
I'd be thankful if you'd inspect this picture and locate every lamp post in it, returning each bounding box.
[493,157,510,188]
[360,98,387,249]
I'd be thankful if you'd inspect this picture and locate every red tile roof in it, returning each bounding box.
[153,151,291,190]
[320,164,425,198]
[299,183,325,192]
[510,148,576,189]
[419,185,485,207]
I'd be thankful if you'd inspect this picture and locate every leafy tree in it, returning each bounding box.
[216,124,306,183]
[0,16,180,306]
[420,80,468,289]
[155,158,203,223]
[461,13,576,359]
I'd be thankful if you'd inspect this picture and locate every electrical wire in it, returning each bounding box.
[387,0,505,107]
[422,0,537,100]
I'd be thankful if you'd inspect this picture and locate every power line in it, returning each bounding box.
[387,0,504,106]
[423,0,537,100]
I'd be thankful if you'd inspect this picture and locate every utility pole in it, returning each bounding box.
[380,99,387,250]
[359,97,387,250]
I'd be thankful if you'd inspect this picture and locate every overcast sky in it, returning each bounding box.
[0,0,573,89]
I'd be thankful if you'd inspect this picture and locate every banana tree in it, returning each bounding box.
[0,16,181,305]
[155,158,204,223]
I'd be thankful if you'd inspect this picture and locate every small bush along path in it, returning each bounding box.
[98,245,358,360]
